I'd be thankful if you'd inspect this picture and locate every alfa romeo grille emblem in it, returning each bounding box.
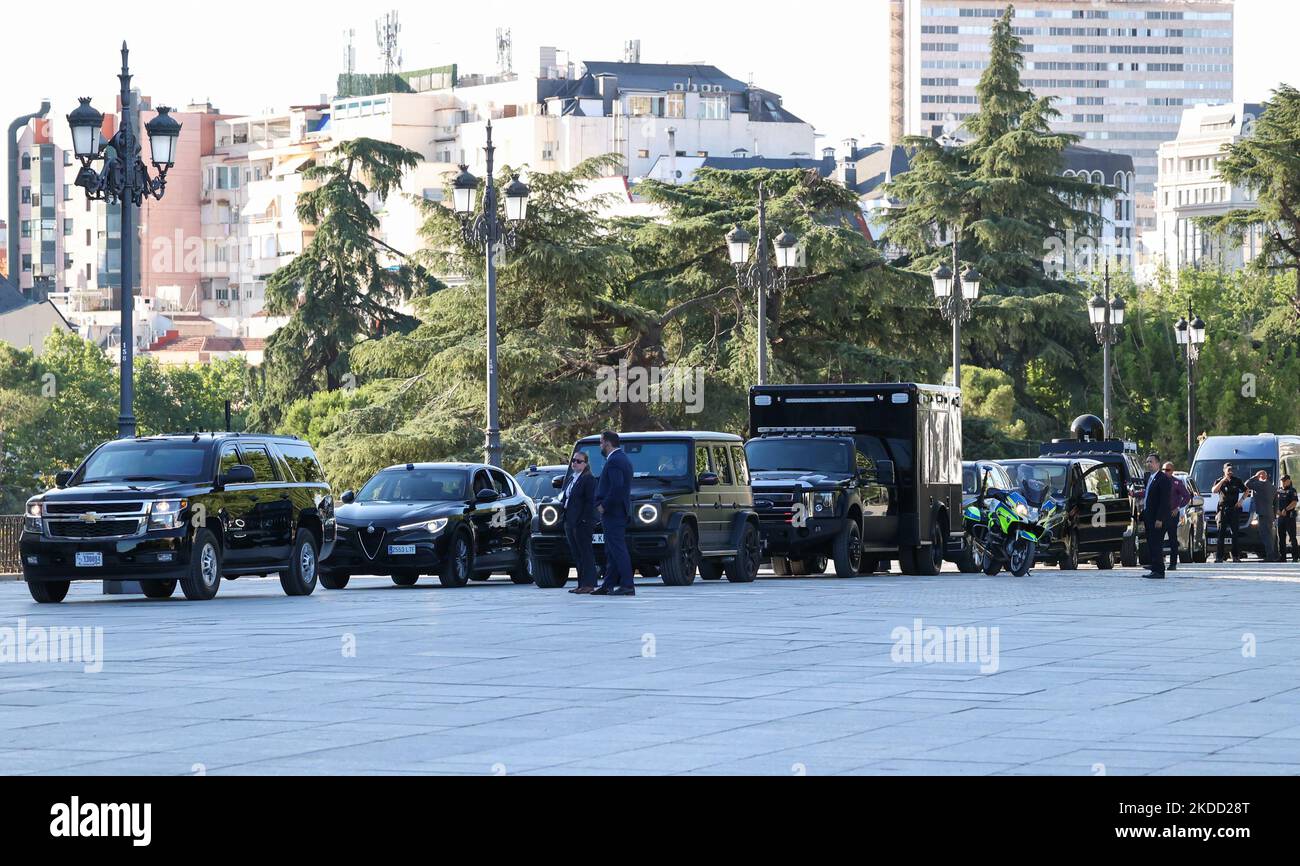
[367,523,375,534]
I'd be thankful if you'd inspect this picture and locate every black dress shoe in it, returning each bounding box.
[569,586,596,594]
[591,586,612,595]
[610,587,636,596]
[1141,571,1165,580]
[1168,562,1177,571]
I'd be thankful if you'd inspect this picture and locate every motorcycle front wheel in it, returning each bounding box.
[1010,540,1036,577]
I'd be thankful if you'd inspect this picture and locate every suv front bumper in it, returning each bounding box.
[530,527,673,565]
[754,515,843,556]
[20,529,190,583]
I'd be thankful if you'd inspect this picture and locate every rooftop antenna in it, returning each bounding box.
[376,10,402,77]
[623,39,641,64]
[496,27,513,77]
[343,28,357,96]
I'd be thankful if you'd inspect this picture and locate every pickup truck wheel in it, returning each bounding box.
[724,523,761,583]
[141,579,176,599]
[27,580,69,604]
[181,530,222,601]
[531,556,569,588]
[1058,529,1079,570]
[1094,550,1114,570]
[320,571,350,589]
[279,529,319,596]
[771,557,792,576]
[660,524,698,586]
[832,521,863,578]
[438,532,473,587]
[391,572,420,587]
[955,535,981,573]
[903,522,944,576]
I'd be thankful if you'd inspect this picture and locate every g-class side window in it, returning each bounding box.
[695,444,712,477]
[712,445,734,485]
[730,446,750,486]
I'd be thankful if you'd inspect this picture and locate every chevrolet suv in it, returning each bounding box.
[20,433,335,603]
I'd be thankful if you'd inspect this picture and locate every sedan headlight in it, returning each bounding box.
[398,517,449,535]
[540,504,561,528]
[148,499,187,530]
[636,503,660,525]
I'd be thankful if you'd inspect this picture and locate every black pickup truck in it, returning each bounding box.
[20,433,335,602]
[747,383,965,576]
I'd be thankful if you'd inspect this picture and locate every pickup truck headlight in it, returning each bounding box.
[804,491,836,514]
[148,499,186,530]
[398,517,448,535]
[23,500,41,533]
[636,503,660,525]
[540,504,562,528]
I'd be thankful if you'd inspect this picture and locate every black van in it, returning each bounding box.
[20,433,335,603]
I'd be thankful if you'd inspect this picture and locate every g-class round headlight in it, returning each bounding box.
[636,503,660,525]
[540,504,561,527]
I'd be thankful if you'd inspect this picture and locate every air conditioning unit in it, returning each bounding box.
[217,298,230,307]
[673,83,684,91]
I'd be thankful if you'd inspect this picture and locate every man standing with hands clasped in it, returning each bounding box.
[592,431,636,596]
[1278,475,1298,563]
[1141,453,1171,580]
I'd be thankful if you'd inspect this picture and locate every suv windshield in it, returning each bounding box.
[1191,460,1276,494]
[358,469,467,502]
[745,438,852,474]
[78,441,210,484]
[579,441,692,481]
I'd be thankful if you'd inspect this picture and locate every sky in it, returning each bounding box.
[2,0,1297,206]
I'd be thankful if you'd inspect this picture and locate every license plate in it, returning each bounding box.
[388,545,416,556]
[592,533,605,545]
[75,552,103,568]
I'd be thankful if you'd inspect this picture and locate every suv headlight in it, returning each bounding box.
[24,500,41,533]
[540,504,562,528]
[399,517,448,535]
[636,503,660,525]
[148,499,186,530]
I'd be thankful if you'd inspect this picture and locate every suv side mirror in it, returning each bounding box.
[219,465,256,487]
[875,460,896,487]
[697,472,720,487]
[551,476,565,489]
[1191,495,1204,508]
[54,470,74,488]
[340,489,355,505]
[475,488,501,504]
[1077,491,1099,507]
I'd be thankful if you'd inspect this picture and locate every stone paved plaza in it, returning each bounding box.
[1,560,1299,775]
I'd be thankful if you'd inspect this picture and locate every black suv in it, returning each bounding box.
[321,462,533,589]
[20,433,335,603]
[529,432,761,587]
[995,457,1130,569]
[745,430,890,577]
[1038,415,1143,566]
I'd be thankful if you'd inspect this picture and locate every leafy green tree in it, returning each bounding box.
[250,138,435,430]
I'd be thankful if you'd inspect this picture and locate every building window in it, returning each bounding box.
[22,254,32,272]
[627,95,664,117]
[20,221,31,238]
[699,96,729,120]
[666,92,685,118]
[65,253,74,270]
[64,151,73,167]
[63,184,72,201]
[637,149,649,159]
[21,153,30,170]
[20,186,30,204]
[63,220,73,236]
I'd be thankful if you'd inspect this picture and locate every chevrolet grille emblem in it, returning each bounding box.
[81,513,100,524]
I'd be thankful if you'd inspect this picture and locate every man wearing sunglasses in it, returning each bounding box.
[561,452,599,594]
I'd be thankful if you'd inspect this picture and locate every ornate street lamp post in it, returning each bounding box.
[1086,258,1126,437]
[452,120,530,467]
[930,229,980,389]
[1174,305,1207,461]
[66,43,182,439]
[724,182,800,385]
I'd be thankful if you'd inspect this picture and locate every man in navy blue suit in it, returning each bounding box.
[560,451,599,594]
[1141,453,1172,580]
[593,430,635,596]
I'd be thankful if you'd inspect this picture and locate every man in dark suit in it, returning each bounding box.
[561,452,599,594]
[593,430,635,596]
[1141,453,1171,580]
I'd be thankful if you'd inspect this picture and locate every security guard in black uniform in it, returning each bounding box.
[1279,475,1299,563]
[1212,463,1248,563]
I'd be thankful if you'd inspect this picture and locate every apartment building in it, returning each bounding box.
[1152,101,1266,271]
[889,0,1235,230]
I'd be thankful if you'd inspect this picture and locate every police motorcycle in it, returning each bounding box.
[963,470,1058,577]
